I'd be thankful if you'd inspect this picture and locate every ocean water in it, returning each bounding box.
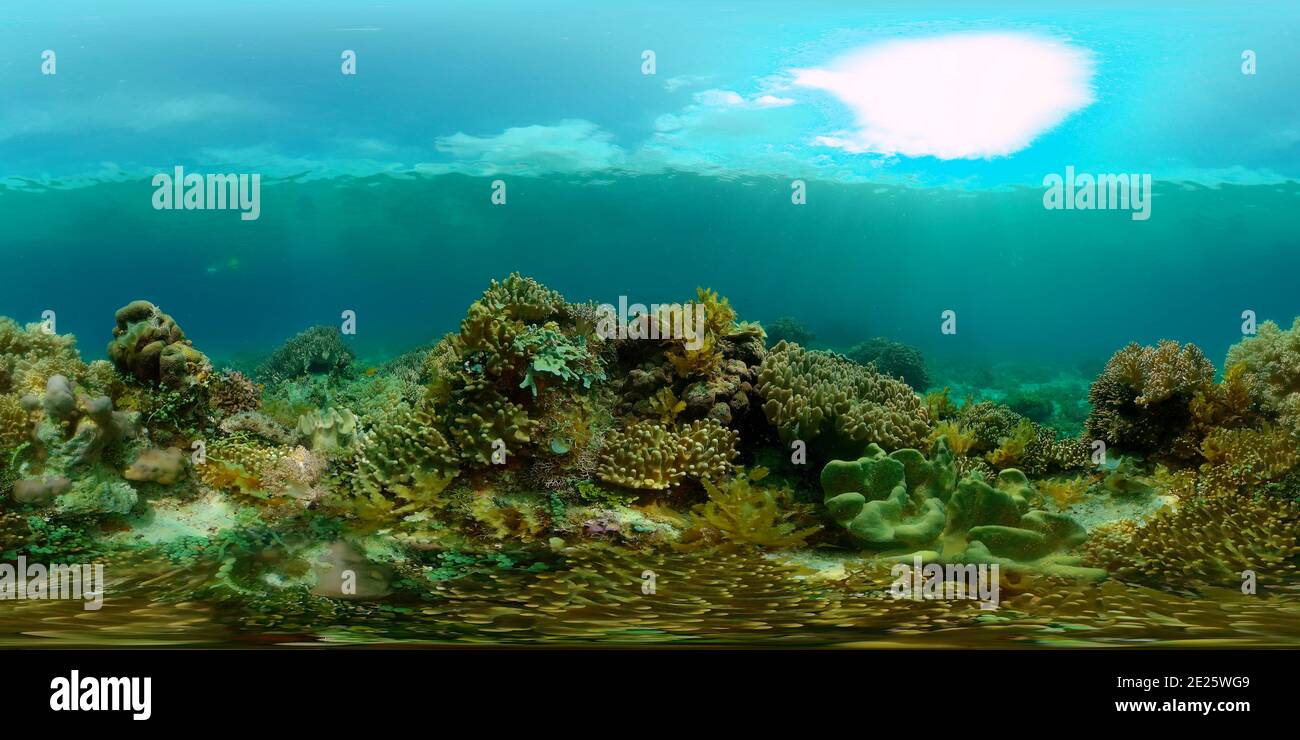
[3,1,1300,654]
[3,1,1298,370]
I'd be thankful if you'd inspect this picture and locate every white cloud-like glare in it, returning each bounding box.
[794,33,1095,160]
[433,119,625,175]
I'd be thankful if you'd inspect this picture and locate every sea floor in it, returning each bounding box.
[3,547,1298,648]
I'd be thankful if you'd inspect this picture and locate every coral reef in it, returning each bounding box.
[765,316,814,347]
[595,419,737,491]
[846,337,930,391]
[758,341,930,458]
[1085,340,1215,460]
[5,282,1300,648]
[258,325,355,384]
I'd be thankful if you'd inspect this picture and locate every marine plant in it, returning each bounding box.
[682,468,821,549]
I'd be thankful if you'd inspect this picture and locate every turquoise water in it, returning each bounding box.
[2,1,1299,369]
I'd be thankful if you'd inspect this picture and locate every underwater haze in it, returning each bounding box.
[3,0,1299,366]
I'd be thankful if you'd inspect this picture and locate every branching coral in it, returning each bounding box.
[757,341,929,457]
[1225,317,1300,436]
[1085,340,1215,460]
[595,419,737,491]
[1083,495,1300,588]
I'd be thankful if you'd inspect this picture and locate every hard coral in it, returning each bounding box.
[257,325,355,383]
[757,341,929,458]
[846,337,930,391]
[596,419,737,491]
[1085,340,1214,460]
[1225,317,1300,436]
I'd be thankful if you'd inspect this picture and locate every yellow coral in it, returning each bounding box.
[596,419,737,490]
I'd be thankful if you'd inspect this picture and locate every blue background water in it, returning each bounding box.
[2,1,1298,373]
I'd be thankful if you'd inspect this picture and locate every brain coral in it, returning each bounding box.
[1085,340,1214,460]
[757,341,929,457]
[596,419,738,491]
[1225,316,1300,435]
